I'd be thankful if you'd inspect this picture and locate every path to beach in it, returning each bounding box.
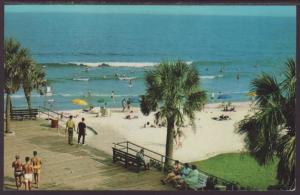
[58,101,251,162]
[4,120,173,190]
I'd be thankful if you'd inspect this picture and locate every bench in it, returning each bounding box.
[10,109,38,120]
[112,147,145,172]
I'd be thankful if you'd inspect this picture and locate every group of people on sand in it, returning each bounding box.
[161,161,206,190]
[65,116,87,145]
[121,97,131,112]
[12,151,42,190]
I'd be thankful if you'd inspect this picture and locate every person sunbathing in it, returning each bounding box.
[161,160,181,185]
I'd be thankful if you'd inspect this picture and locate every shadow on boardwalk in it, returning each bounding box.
[4,119,173,191]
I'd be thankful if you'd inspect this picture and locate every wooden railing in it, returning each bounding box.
[113,141,243,190]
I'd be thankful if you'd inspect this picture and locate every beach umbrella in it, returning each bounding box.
[246,91,257,97]
[217,94,231,100]
[71,98,88,106]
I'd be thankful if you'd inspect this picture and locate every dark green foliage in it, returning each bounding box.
[140,60,207,166]
[236,58,296,189]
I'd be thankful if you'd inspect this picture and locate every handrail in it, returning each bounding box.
[113,140,240,189]
[127,141,164,157]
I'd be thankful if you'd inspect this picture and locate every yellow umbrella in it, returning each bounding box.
[71,98,88,106]
[246,92,257,97]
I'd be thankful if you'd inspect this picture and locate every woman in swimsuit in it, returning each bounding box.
[31,151,42,188]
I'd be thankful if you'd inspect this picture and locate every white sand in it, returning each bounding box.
[45,102,252,162]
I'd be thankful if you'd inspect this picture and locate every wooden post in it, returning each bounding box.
[161,156,164,172]
[126,141,128,153]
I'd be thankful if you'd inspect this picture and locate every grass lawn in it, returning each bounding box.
[192,153,279,190]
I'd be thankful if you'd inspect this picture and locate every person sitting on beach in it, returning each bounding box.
[12,155,23,190]
[161,160,181,185]
[22,156,33,191]
[144,121,150,128]
[136,149,149,170]
[125,111,138,119]
[31,151,42,188]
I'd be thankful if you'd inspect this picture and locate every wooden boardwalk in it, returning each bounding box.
[4,119,174,190]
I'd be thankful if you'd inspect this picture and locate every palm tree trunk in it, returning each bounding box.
[164,116,175,169]
[5,93,12,133]
[25,91,32,111]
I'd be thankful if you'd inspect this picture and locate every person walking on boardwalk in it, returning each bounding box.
[77,117,87,145]
[12,155,23,190]
[31,151,42,188]
[66,115,76,145]
[22,156,33,191]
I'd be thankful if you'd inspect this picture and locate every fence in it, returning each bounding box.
[113,140,243,190]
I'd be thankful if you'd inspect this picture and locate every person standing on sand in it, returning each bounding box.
[22,157,33,191]
[12,155,23,190]
[77,117,87,145]
[31,151,42,188]
[66,115,76,145]
[121,98,127,112]
[127,98,131,110]
[111,91,115,103]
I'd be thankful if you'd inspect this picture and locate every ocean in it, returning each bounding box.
[4,11,296,110]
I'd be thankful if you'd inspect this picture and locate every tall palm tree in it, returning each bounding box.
[237,58,295,189]
[22,62,47,111]
[4,38,26,133]
[140,60,207,168]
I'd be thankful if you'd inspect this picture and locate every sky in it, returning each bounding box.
[5,5,296,17]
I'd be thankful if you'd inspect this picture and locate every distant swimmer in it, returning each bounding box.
[236,73,240,80]
[129,79,133,88]
[211,92,215,99]
[111,91,115,102]
[205,67,208,71]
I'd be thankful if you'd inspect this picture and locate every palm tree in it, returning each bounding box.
[237,58,295,189]
[140,60,207,168]
[4,38,26,133]
[22,63,47,111]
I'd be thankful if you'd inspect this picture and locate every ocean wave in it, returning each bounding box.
[42,61,193,68]
[70,62,158,67]
[199,74,223,79]
[11,94,42,98]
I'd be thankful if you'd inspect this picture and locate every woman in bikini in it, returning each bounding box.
[12,155,23,190]
[31,151,42,188]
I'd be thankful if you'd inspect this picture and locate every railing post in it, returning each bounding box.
[161,156,164,172]
[126,141,128,153]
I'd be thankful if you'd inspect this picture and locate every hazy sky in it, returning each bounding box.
[5,5,296,17]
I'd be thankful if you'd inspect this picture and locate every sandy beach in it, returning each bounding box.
[43,101,252,163]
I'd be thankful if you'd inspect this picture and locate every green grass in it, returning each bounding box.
[192,153,279,190]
